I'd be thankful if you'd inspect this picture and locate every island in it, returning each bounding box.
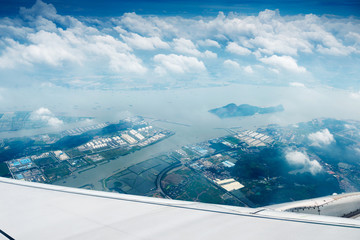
[209,103,284,118]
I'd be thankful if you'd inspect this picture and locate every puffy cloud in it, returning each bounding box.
[226,42,251,55]
[0,2,359,87]
[285,151,323,175]
[173,38,202,56]
[290,82,306,87]
[308,129,335,147]
[197,39,221,48]
[316,32,356,56]
[0,18,147,75]
[117,12,162,36]
[349,91,360,99]
[33,107,51,115]
[248,35,313,56]
[153,54,206,74]
[0,30,82,68]
[317,45,355,56]
[19,0,57,21]
[172,38,216,58]
[243,66,254,74]
[120,33,169,50]
[224,60,254,74]
[202,50,217,58]
[260,55,306,73]
[87,35,147,74]
[224,59,240,69]
[30,107,63,127]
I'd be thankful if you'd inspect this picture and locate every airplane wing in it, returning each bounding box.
[0,177,359,240]
[268,192,360,218]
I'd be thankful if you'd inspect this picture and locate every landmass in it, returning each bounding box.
[0,116,174,183]
[105,118,360,207]
[209,103,284,118]
[2,115,360,208]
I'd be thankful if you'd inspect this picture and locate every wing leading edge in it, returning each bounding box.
[0,177,359,240]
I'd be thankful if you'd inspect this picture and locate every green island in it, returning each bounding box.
[209,103,284,118]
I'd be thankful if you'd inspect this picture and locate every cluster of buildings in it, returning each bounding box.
[214,178,244,191]
[168,132,267,199]
[78,136,127,151]
[222,160,235,168]
[77,125,166,152]
[235,130,273,147]
[129,129,145,141]
[62,122,109,136]
[54,150,70,161]
[121,134,138,145]
[190,145,211,156]
[138,133,166,147]
[187,151,238,184]
[7,158,34,174]
[221,140,237,149]
[6,150,73,182]
[3,116,175,184]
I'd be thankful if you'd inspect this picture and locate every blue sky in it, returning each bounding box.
[0,0,359,91]
[1,0,360,17]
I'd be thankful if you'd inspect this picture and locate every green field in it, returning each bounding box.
[162,167,244,206]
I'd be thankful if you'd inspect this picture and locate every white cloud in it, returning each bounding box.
[290,82,305,87]
[30,107,63,127]
[353,147,360,155]
[197,39,221,48]
[226,42,251,55]
[47,117,64,127]
[203,50,217,58]
[308,129,335,147]
[83,35,147,74]
[243,66,254,74]
[224,59,240,69]
[285,150,323,175]
[117,12,162,36]
[19,0,57,22]
[224,60,255,74]
[317,44,355,56]
[0,22,147,75]
[249,35,313,56]
[34,107,51,115]
[0,2,359,87]
[173,38,202,56]
[172,38,216,58]
[350,91,360,99]
[0,31,83,68]
[120,33,169,50]
[260,55,306,73]
[153,54,206,74]
[316,33,356,56]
